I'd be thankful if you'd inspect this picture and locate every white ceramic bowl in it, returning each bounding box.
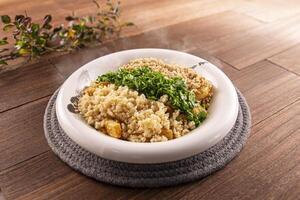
[56,49,238,164]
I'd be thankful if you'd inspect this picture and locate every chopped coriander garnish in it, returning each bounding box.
[96,67,207,126]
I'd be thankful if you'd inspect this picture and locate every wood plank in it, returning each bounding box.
[189,50,300,125]
[0,61,64,112]
[235,0,300,23]
[0,0,246,72]
[187,48,239,79]
[0,152,72,200]
[1,49,299,199]
[0,151,142,200]
[1,99,298,200]
[0,49,236,199]
[268,44,300,75]
[234,61,300,124]
[18,173,141,200]
[263,164,300,200]
[113,10,262,51]
[0,98,50,171]
[50,46,111,77]
[205,13,300,69]
[0,10,262,195]
[120,0,240,36]
[0,0,239,36]
[50,10,262,78]
[0,1,299,199]
[186,101,300,200]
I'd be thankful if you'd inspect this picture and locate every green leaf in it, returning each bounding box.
[31,23,40,36]
[18,48,30,56]
[23,17,32,26]
[36,37,46,46]
[3,24,14,31]
[0,60,8,65]
[32,46,41,55]
[72,24,82,32]
[1,15,11,24]
[15,15,25,22]
[0,38,8,45]
[43,24,52,30]
[43,15,52,24]
[15,40,26,48]
[122,22,134,27]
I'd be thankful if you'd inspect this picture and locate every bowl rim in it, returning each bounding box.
[56,48,239,163]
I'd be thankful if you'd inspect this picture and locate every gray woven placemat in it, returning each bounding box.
[44,89,251,188]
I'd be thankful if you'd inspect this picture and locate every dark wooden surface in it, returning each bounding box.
[0,0,299,199]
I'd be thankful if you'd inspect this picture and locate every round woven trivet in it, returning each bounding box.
[44,89,251,187]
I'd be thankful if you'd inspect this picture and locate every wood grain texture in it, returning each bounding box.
[1,50,299,200]
[0,0,239,37]
[0,0,238,54]
[0,151,142,200]
[0,98,50,171]
[187,48,239,77]
[120,0,239,36]
[232,60,300,124]
[50,10,262,78]
[50,46,111,77]
[234,0,300,23]
[0,192,4,200]
[268,44,300,75]
[112,10,262,51]
[183,100,300,200]
[189,51,300,125]
[0,61,64,112]
[205,13,300,69]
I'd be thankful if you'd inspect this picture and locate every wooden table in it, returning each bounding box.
[0,0,299,199]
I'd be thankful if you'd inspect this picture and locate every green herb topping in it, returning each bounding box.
[96,67,207,126]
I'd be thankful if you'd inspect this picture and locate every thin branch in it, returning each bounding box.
[0,0,134,67]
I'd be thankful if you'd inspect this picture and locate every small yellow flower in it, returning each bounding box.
[18,48,30,55]
[80,21,85,26]
[67,29,76,39]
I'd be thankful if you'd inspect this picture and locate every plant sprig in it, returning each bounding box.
[0,0,133,66]
[97,67,207,126]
